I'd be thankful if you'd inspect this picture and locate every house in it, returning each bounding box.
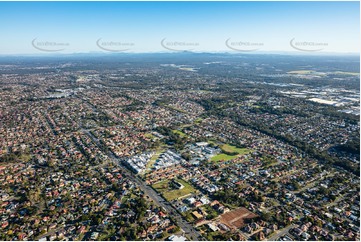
[168,235,187,241]
[179,206,189,213]
[192,211,203,220]
[172,180,184,190]
[207,223,218,232]
[218,223,230,231]
[349,215,358,221]
[78,225,87,234]
[91,232,99,240]
[301,232,311,240]
[244,225,252,233]
[185,197,196,204]
[200,197,210,205]
[159,211,167,218]
[210,200,220,207]
[293,227,303,236]
[193,201,202,208]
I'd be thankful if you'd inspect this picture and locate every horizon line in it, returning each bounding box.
[0,50,359,58]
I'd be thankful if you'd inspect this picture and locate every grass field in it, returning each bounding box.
[144,143,169,172]
[0,153,32,165]
[221,144,250,155]
[144,133,156,139]
[211,153,237,162]
[172,129,187,137]
[144,149,164,171]
[152,179,196,201]
[211,144,251,162]
[194,117,203,124]
[207,140,217,146]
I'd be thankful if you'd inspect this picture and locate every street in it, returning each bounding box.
[267,224,297,241]
[82,129,204,241]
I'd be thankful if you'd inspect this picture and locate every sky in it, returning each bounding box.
[0,1,359,55]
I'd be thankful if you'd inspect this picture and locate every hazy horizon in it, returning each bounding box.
[0,1,359,55]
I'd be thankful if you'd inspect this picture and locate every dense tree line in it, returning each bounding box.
[334,138,360,155]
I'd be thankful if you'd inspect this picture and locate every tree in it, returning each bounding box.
[261,212,272,222]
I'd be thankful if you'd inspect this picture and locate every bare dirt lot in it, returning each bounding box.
[220,207,258,229]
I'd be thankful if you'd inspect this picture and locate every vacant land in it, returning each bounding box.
[220,207,258,229]
[152,179,196,201]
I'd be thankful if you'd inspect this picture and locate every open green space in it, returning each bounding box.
[144,147,167,172]
[152,179,196,201]
[172,129,187,137]
[207,139,225,147]
[0,152,32,164]
[221,144,250,155]
[211,153,237,162]
[210,144,251,162]
[144,133,156,139]
[194,117,203,124]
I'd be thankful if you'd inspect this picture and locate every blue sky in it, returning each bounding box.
[0,1,359,54]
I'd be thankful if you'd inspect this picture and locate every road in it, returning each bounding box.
[82,129,204,241]
[267,224,297,241]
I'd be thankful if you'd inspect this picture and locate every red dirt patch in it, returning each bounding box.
[220,207,258,229]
